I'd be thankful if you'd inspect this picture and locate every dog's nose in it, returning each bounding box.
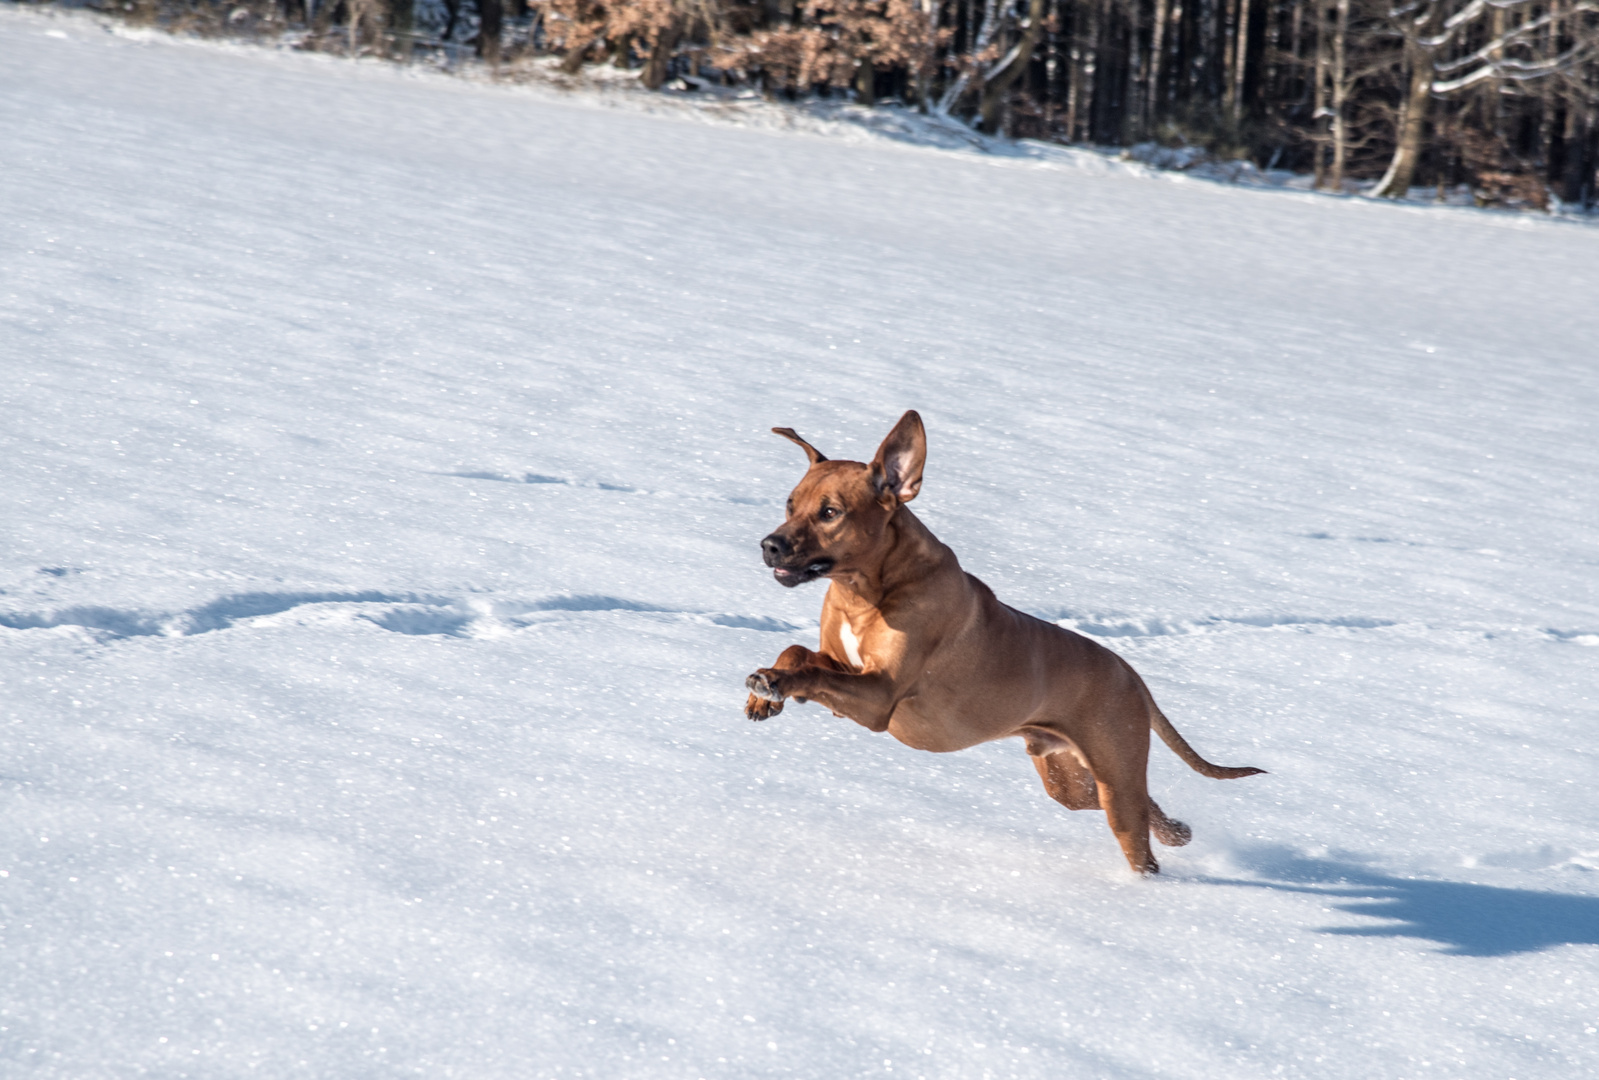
[760,534,791,566]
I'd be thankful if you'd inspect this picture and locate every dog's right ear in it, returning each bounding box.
[772,427,828,465]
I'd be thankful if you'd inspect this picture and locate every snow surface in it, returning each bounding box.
[3,8,1598,1078]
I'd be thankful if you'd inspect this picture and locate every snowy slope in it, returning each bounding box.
[2,8,1598,1079]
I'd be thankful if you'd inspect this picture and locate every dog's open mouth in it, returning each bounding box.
[772,559,833,587]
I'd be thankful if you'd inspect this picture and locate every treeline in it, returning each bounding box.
[68,0,1599,206]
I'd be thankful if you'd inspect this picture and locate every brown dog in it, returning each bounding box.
[743,410,1264,874]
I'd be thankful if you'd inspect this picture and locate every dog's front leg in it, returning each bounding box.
[745,663,897,732]
[744,645,847,721]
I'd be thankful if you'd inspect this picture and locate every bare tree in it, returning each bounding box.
[976,0,1051,130]
[1373,0,1598,197]
[85,0,1599,206]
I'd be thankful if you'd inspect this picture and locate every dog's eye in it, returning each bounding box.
[819,506,839,521]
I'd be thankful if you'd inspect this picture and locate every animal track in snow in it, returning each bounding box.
[445,470,776,507]
[1460,846,1599,872]
[1046,611,1592,648]
[0,590,453,640]
[5,587,1579,648]
[1047,611,1399,639]
[1544,628,1599,646]
[0,590,806,644]
[452,470,567,485]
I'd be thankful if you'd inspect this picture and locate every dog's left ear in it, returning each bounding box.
[870,410,926,504]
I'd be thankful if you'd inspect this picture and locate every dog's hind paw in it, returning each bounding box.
[745,693,784,721]
[745,671,785,703]
[1153,818,1192,847]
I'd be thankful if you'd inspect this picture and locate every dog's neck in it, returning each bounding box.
[829,503,955,608]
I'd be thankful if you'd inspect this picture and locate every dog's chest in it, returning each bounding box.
[837,620,865,669]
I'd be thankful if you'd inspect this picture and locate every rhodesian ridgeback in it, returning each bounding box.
[743,410,1264,874]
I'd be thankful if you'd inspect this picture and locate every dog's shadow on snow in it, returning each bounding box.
[1199,846,1599,957]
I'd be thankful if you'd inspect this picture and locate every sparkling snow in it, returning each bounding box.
[2,9,1597,1078]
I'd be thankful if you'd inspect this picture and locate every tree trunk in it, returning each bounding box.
[917,0,940,112]
[938,0,995,113]
[1263,0,1280,119]
[1561,96,1594,206]
[1231,0,1251,118]
[559,39,593,72]
[1171,0,1189,104]
[559,8,597,75]
[1147,0,1170,131]
[476,0,503,63]
[977,0,1050,132]
[1329,0,1349,189]
[856,62,876,105]
[642,17,682,90]
[1372,30,1432,198]
[312,0,337,38]
[1124,0,1143,142]
[387,0,414,59]
[1312,0,1330,187]
[1080,0,1100,140]
[1223,0,1240,107]
[1290,0,1303,81]
[1065,19,1083,138]
[1485,3,1506,142]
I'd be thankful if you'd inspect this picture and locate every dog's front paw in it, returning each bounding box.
[745,670,785,703]
[745,693,785,721]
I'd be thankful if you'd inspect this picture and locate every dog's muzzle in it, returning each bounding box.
[761,533,832,586]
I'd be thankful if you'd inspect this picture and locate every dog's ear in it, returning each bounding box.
[772,427,828,465]
[870,410,926,504]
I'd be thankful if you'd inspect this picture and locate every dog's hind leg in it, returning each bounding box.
[1032,744,1190,848]
[1077,730,1160,873]
[1096,775,1159,874]
[1036,752,1176,870]
[1030,748,1100,810]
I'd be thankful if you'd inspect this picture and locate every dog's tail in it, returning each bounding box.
[1150,706,1266,780]
[1122,660,1266,780]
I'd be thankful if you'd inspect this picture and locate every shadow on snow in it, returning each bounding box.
[1204,846,1599,957]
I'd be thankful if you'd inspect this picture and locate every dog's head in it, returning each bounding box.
[759,411,926,588]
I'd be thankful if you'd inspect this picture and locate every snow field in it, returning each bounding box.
[2,8,1598,1078]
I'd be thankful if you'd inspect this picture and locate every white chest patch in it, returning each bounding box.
[837,621,864,669]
